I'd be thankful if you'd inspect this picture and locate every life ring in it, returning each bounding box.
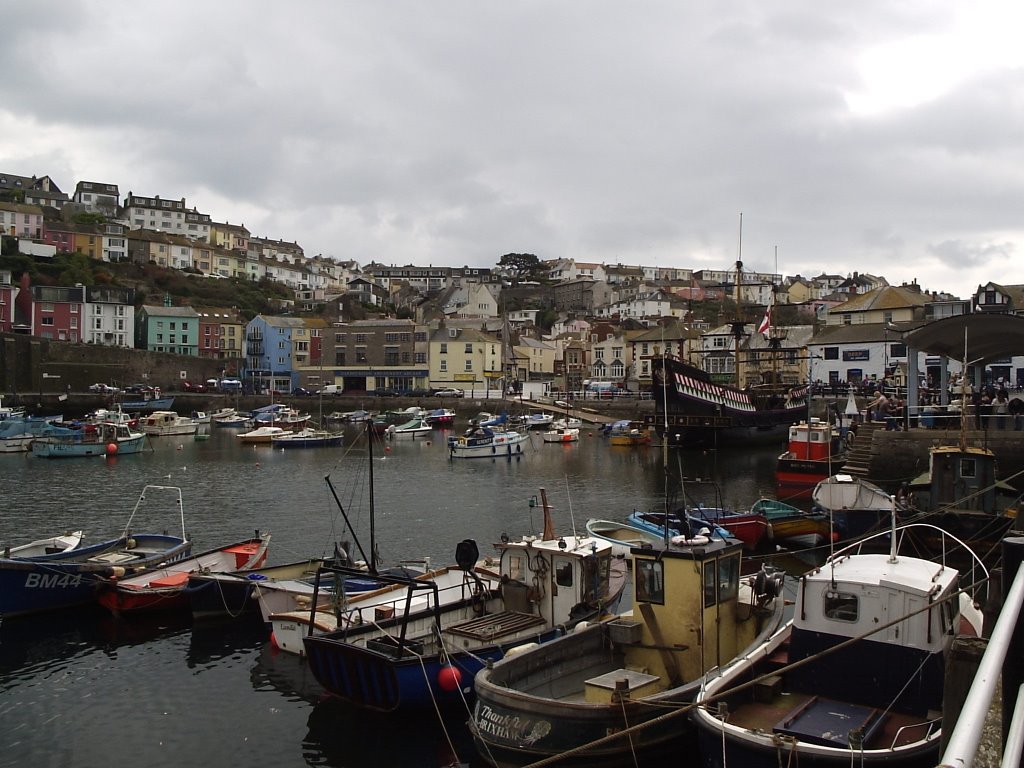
[670,534,710,546]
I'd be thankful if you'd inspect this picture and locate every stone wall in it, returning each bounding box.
[0,332,227,396]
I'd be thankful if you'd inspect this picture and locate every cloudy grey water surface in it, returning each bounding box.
[0,423,790,768]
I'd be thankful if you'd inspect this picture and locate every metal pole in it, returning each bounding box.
[939,537,1024,768]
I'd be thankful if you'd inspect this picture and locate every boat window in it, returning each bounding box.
[635,559,664,605]
[959,458,976,479]
[718,555,739,602]
[703,562,716,608]
[823,591,858,622]
[555,558,574,588]
[507,554,525,582]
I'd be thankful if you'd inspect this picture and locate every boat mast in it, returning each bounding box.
[367,418,379,573]
[731,213,745,390]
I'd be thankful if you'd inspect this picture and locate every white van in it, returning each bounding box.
[319,384,343,395]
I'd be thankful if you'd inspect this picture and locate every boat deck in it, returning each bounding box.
[725,687,938,750]
[445,610,547,642]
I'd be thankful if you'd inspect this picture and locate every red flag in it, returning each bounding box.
[758,301,772,337]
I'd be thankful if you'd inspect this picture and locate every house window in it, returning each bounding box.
[465,360,473,372]
[464,343,473,354]
[440,360,448,372]
[824,347,839,360]
[842,314,852,325]
[41,317,54,326]
[440,343,448,354]
[355,348,367,363]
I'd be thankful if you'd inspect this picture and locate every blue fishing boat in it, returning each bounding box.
[0,485,192,617]
[300,490,628,712]
[31,418,147,457]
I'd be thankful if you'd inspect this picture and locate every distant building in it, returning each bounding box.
[135,302,201,356]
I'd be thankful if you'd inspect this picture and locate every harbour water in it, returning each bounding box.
[0,421,802,768]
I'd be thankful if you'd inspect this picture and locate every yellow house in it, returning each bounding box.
[514,337,557,381]
[429,327,501,391]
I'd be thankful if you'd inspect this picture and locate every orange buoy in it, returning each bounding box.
[106,443,118,455]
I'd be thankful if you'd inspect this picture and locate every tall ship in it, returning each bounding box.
[649,260,807,447]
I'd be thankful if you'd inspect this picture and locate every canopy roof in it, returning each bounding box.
[902,313,1024,365]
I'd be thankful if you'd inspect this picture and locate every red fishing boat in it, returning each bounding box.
[97,531,271,615]
[775,418,844,499]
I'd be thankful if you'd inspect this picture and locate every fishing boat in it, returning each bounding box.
[208,407,238,423]
[301,489,628,712]
[385,417,433,440]
[900,444,1019,565]
[97,531,271,616]
[119,393,175,411]
[541,426,579,443]
[448,420,528,459]
[749,497,837,549]
[470,533,787,765]
[139,410,199,436]
[213,413,251,428]
[0,416,66,453]
[521,411,554,430]
[626,509,734,544]
[5,531,84,558]
[31,416,148,458]
[605,420,652,446]
[683,504,772,552]
[0,394,26,420]
[270,428,345,448]
[691,521,986,768]
[0,485,193,617]
[423,408,456,427]
[776,417,845,499]
[186,557,327,621]
[237,425,290,444]
[812,473,893,540]
[584,518,664,558]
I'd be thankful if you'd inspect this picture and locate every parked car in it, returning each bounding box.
[291,387,314,397]
[318,384,343,396]
[181,381,206,393]
[373,387,398,397]
[88,383,119,394]
[434,388,464,398]
[124,384,156,395]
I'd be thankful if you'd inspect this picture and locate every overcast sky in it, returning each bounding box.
[3,1,1023,297]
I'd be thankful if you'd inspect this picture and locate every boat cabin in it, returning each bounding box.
[915,445,1007,513]
[496,535,615,627]
[788,553,961,713]
[786,418,836,461]
[625,538,763,684]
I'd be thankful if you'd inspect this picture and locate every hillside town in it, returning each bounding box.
[2,171,1022,397]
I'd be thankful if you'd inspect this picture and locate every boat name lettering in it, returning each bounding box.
[25,572,82,589]
[476,705,551,745]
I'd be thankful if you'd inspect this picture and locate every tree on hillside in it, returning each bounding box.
[499,253,543,279]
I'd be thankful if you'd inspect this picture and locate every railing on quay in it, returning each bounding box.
[939,536,1024,768]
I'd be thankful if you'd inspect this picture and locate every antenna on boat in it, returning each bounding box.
[888,489,899,563]
[563,475,578,540]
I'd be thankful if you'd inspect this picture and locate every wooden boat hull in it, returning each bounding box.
[97,534,270,616]
[472,576,788,766]
[649,357,807,448]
